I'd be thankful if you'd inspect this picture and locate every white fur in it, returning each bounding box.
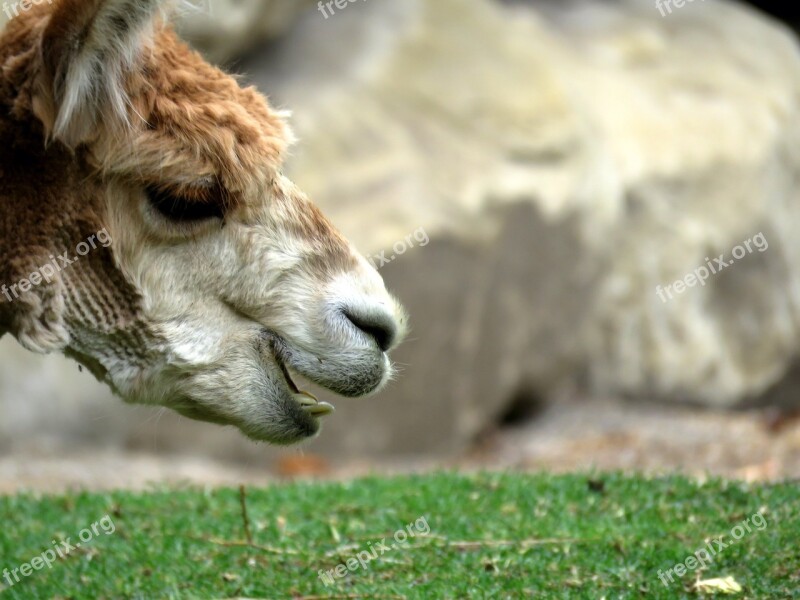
[99,177,406,444]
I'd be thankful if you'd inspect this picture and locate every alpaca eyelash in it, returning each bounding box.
[145,184,226,222]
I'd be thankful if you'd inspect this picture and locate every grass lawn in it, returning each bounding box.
[0,472,797,598]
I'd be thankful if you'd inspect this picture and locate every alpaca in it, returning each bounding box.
[0,0,406,445]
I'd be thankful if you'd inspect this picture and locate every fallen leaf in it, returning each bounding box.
[694,576,742,594]
[275,455,330,478]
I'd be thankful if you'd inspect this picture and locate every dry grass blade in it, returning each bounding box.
[194,536,299,555]
[445,537,582,550]
[239,485,253,545]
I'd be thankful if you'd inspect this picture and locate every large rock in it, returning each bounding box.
[242,0,800,418]
[173,0,318,63]
[2,0,800,462]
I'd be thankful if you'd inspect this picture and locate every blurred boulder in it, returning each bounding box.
[238,0,800,424]
[3,0,800,462]
[173,0,318,64]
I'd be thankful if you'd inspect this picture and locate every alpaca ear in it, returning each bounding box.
[36,0,167,146]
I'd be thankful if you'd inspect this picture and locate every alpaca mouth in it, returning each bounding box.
[262,330,336,418]
[277,356,336,418]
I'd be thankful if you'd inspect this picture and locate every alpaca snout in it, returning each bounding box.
[340,302,399,352]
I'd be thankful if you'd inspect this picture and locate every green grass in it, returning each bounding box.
[0,472,797,598]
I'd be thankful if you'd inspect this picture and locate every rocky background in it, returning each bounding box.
[2,0,800,482]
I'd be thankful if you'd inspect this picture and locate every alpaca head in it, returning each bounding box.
[0,0,407,444]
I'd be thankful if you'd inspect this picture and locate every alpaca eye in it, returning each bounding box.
[146,185,225,222]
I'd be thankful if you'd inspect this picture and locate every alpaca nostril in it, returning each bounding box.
[342,307,397,352]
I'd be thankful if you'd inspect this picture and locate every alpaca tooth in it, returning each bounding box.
[304,402,335,416]
[299,390,318,402]
[293,393,318,407]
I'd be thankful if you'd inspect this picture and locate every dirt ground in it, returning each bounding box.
[478,395,800,482]
[2,395,799,494]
